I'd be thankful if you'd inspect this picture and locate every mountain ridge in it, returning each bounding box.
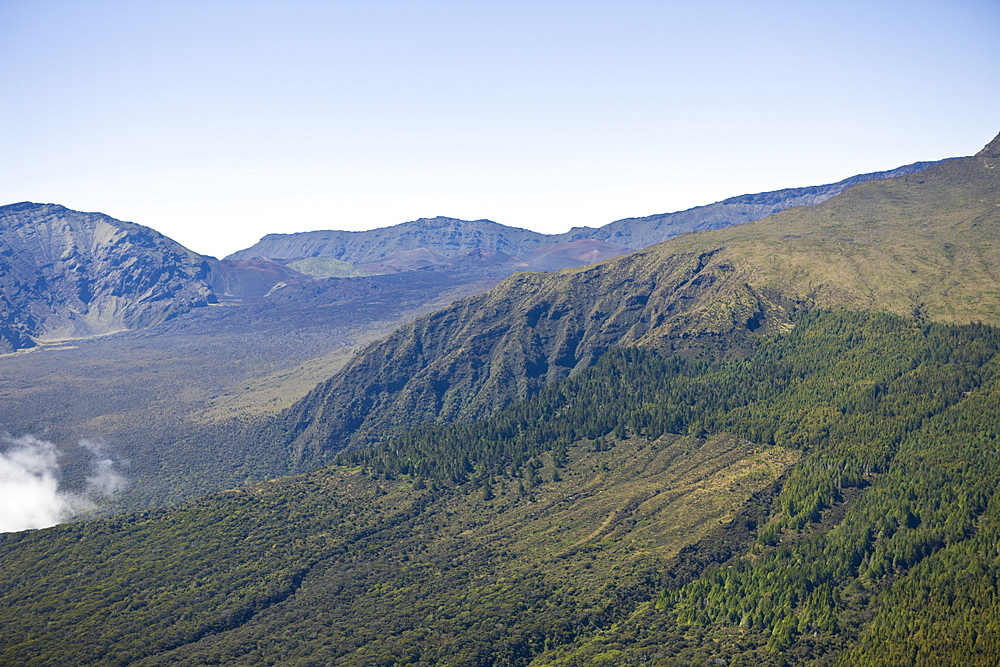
[0,202,217,352]
[227,159,942,267]
[0,159,943,353]
[0,203,356,352]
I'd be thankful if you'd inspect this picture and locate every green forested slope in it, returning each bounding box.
[535,319,1000,666]
[274,247,798,463]
[2,312,999,665]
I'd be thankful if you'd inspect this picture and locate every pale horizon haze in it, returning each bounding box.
[1,0,998,258]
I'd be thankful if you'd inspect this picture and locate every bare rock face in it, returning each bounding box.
[0,203,217,352]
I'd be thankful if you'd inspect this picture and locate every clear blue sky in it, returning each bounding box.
[1,0,997,258]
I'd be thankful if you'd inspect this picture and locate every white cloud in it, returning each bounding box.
[0,434,127,533]
[79,439,128,496]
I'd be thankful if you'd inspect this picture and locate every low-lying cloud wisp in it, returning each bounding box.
[79,438,128,496]
[0,434,127,533]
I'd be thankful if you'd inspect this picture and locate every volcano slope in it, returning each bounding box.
[228,159,938,266]
[0,136,999,666]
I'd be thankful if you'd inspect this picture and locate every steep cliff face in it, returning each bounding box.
[0,203,217,351]
[276,247,796,463]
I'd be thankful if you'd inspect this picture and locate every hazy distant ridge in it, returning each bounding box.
[228,217,552,264]
[0,204,327,352]
[0,160,945,353]
[565,160,945,249]
[228,160,942,264]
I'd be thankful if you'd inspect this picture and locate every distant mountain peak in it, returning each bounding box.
[0,203,217,351]
[0,203,320,351]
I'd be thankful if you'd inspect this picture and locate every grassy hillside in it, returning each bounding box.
[657,143,1000,325]
[567,159,942,250]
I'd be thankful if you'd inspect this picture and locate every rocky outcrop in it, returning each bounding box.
[0,203,217,351]
[977,133,1000,158]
